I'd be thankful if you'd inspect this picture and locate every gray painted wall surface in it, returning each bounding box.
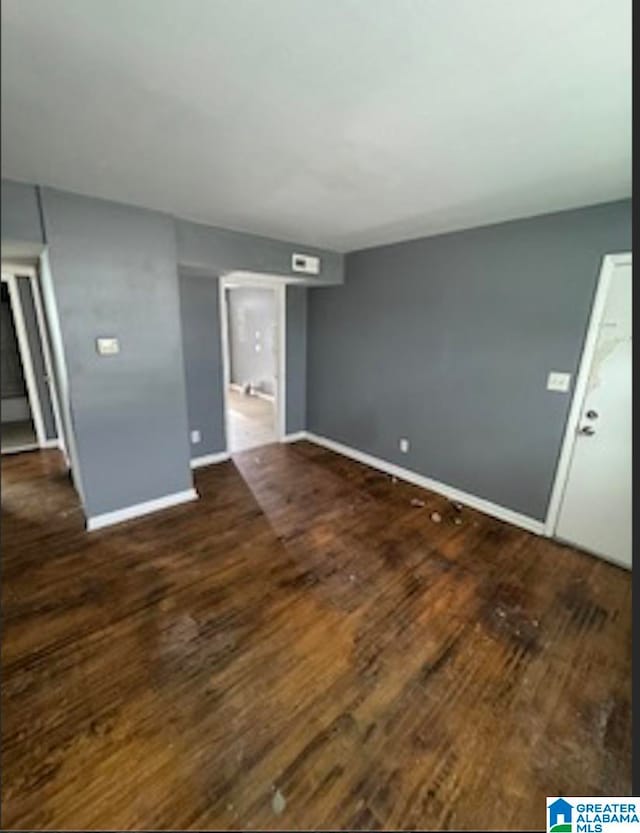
[1,287,27,400]
[178,275,307,455]
[286,286,307,435]
[1,180,44,243]
[17,276,57,439]
[178,272,226,458]
[40,188,193,517]
[307,199,632,521]
[227,287,277,396]
[176,219,344,285]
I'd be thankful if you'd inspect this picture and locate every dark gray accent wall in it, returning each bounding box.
[176,219,344,285]
[1,287,27,400]
[286,286,307,435]
[178,272,226,458]
[40,188,193,517]
[17,276,57,439]
[307,199,632,522]
[1,180,45,243]
[178,274,308,456]
[227,287,277,396]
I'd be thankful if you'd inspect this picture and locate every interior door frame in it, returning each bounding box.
[219,274,287,453]
[1,269,47,450]
[544,251,632,537]
[1,263,65,453]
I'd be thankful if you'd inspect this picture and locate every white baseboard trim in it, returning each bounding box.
[1,443,39,455]
[190,451,230,469]
[41,438,60,449]
[281,431,308,443]
[229,383,274,402]
[253,390,275,402]
[86,488,198,532]
[305,432,545,536]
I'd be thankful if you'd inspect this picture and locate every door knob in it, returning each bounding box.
[578,425,596,436]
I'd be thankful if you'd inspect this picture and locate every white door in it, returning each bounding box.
[555,258,631,569]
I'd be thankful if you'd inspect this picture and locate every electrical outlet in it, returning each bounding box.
[399,438,410,453]
[190,429,201,444]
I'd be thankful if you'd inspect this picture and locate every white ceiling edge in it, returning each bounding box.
[1,0,630,253]
[3,174,630,256]
[340,191,632,253]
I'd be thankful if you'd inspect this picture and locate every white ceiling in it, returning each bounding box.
[1,0,631,252]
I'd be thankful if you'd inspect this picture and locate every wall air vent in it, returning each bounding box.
[291,253,320,275]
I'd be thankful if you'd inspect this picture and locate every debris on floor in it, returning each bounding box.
[452,501,464,512]
[349,574,356,582]
[391,476,398,484]
[453,517,463,525]
[430,511,442,523]
[410,498,425,508]
[271,788,286,815]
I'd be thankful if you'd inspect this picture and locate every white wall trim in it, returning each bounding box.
[41,438,60,449]
[305,432,545,535]
[229,382,275,402]
[254,388,276,403]
[29,267,65,452]
[219,276,287,452]
[1,270,47,447]
[86,488,198,532]
[190,451,230,469]
[276,282,287,440]
[543,252,632,537]
[282,431,308,443]
[219,278,232,454]
[3,262,65,450]
[1,443,40,455]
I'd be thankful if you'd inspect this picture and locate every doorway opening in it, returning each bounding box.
[220,276,285,453]
[545,252,631,569]
[1,266,64,457]
[1,279,38,452]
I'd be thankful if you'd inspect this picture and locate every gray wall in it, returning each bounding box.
[286,286,307,435]
[2,179,320,506]
[176,219,344,285]
[1,287,27,400]
[307,199,632,521]
[0,180,44,244]
[178,274,308,457]
[40,188,193,517]
[227,287,277,396]
[17,276,57,439]
[178,272,226,459]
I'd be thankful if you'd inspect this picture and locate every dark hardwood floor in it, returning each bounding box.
[1,442,631,830]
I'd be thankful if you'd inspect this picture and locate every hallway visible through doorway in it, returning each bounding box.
[227,386,275,451]
[221,277,285,453]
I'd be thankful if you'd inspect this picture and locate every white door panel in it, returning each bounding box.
[555,261,631,569]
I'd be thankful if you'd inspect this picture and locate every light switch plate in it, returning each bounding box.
[96,337,119,356]
[547,371,571,392]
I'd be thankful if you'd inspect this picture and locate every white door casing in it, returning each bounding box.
[550,254,631,569]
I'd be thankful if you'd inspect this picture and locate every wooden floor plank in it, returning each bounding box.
[1,442,631,830]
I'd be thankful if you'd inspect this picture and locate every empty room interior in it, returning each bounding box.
[0,1,633,831]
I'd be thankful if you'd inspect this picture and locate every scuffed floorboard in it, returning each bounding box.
[1,442,631,830]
